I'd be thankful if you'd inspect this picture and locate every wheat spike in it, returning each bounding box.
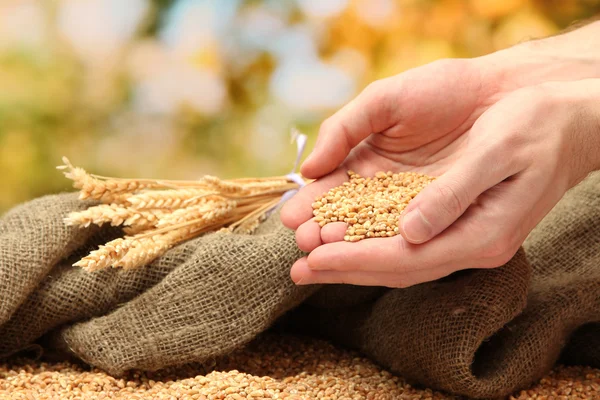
[73,237,133,271]
[113,228,192,269]
[127,189,220,209]
[60,156,308,271]
[58,157,165,202]
[65,204,165,229]
[156,200,236,228]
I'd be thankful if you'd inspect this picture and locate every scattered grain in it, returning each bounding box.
[2,334,597,400]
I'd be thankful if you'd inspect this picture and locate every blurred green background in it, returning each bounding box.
[1,0,599,213]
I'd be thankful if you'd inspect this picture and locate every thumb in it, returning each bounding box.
[399,161,504,244]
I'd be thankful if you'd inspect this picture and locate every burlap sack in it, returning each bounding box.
[0,194,319,374]
[286,172,600,399]
[2,172,599,398]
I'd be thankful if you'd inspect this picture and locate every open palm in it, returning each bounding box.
[281,51,600,288]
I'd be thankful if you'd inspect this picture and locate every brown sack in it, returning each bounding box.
[0,195,97,329]
[0,195,318,374]
[2,172,600,398]
[287,172,600,399]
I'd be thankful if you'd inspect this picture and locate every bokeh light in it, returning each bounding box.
[1,0,599,212]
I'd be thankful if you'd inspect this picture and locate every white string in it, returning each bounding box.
[266,127,308,216]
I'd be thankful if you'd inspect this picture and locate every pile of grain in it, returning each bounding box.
[312,171,435,242]
[1,333,598,399]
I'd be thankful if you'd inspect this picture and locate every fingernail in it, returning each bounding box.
[401,208,432,244]
[294,277,307,285]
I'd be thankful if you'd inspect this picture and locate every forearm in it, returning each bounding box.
[525,17,600,56]
[476,18,600,96]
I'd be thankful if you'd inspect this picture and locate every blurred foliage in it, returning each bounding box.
[0,0,599,212]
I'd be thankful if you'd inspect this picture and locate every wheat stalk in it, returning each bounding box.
[59,157,308,272]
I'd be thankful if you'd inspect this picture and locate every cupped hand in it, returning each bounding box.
[281,51,600,288]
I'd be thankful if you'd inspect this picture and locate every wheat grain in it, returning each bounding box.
[3,335,594,399]
[313,170,435,241]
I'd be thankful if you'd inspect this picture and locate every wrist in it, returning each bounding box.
[558,79,600,186]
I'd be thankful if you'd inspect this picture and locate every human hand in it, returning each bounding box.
[281,38,600,288]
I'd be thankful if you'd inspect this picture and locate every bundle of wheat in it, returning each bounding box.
[58,157,307,272]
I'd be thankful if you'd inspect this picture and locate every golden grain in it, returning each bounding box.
[313,170,435,242]
[2,334,597,399]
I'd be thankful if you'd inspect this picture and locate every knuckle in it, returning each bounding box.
[427,58,455,70]
[487,129,528,170]
[433,181,468,219]
[363,79,385,97]
[480,235,506,260]
[391,237,409,275]
[480,230,519,267]
[319,116,352,149]
[319,116,336,133]
[361,80,390,113]
[426,58,471,76]
[513,84,557,117]
[390,277,411,289]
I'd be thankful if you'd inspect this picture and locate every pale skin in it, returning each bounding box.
[280,20,600,288]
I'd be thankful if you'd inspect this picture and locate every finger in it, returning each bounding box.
[290,257,454,288]
[301,59,485,180]
[301,78,399,179]
[304,201,492,274]
[399,151,518,244]
[320,222,347,244]
[305,234,463,273]
[298,173,537,279]
[280,168,347,230]
[295,220,322,253]
[295,221,346,254]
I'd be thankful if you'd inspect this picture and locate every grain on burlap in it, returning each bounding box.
[0,195,319,374]
[285,171,600,399]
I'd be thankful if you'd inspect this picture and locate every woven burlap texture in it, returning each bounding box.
[0,196,318,374]
[287,171,600,399]
[1,172,599,399]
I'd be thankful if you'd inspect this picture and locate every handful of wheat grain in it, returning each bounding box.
[312,170,435,242]
[59,157,307,272]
